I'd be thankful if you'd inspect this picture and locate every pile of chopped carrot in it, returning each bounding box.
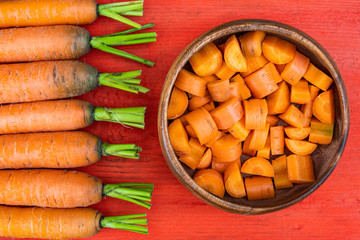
[168,31,335,201]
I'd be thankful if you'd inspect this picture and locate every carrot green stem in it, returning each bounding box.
[102,143,142,159]
[93,107,146,129]
[96,32,157,46]
[103,183,154,209]
[101,213,148,235]
[99,71,150,94]
[102,23,154,37]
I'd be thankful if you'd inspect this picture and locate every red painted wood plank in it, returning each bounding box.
[1,0,360,240]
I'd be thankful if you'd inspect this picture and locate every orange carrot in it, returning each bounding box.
[266,115,280,126]
[185,125,197,138]
[249,123,270,150]
[215,61,236,80]
[210,97,244,130]
[240,54,269,78]
[284,127,311,140]
[241,157,274,177]
[0,205,149,238]
[243,99,268,130]
[185,108,219,145]
[212,159,240,174]
[224,35,247,72]
[202,101,216,112]
[281,51,310,85]
[262,35,296,64]
[207,79,231,102]
[279,104,304,128]
[205,131,225,148]
[309,85,321,101]
[270,126,284,155]
[238,31,266,57]
[197,148,212,169]
[309,119,334,144]
[228,118,250,141]
[179,154,201,170]
[188,92,212,111]
[303,63,334,91]
[189,42,222,76]
[175,69,208,97]
[312,89,335,124]
[168,119,191,156]
[189,137,206,158]
[287,155,315,183]
[211,134,242,162]
[290,79,311,104]
[272,155,293,189]
[193,169,225,198]
[256,136,271,159]
[244,62,280,98]
[0,99,146,134]
[167,87,188,119]
[0,131,142,169]
[0,169,153,209]
[244,176,275,201]
[201,74,219,83]
[267,81,290,115]
[301,85,319,127]
[242,131,257,157]
[229,81,242,100]
[230,74,252,100]
[224,161,246,198]
[179,114,188,126]
[285,138,317,155]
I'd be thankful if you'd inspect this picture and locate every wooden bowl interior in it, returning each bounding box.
[158,19,349,214]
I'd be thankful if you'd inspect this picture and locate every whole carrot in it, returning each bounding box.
[0,131,142,169]
[0,169,153,209]
[0,60,149,104]
[0,24,156,66]
[0,0,145,29]
[0,99,146,134]
[0,206,149,238]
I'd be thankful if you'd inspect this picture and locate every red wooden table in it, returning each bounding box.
[4,0,360,239]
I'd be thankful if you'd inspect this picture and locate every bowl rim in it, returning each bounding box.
[158,19,350,215]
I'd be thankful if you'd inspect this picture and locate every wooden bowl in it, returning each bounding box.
[158,19,349,214]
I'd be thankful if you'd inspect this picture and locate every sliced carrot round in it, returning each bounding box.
[193,169,225,198]
[245,176,275,201]
[175,69,207,97]
[211,134,242,162]
[284,127,311,140]
[262,35,296,64]
[167,87,188,119]
[189,42,222,76]
[210,97,244,130]
[179,154,201,170]
[284,138,317,155]
[224,161,246,198]
[197,148,212,169]
[168,119,191,156]
[312,89,335,124]
[224,35,247,72]
[207,79,230,102]
[212,159,240,174]
[241,157,274,177]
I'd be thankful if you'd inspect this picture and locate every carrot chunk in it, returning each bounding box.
[309,119,334,144]
[285,138,317,155]
[256,136,271,159]
[224,35,247,72]
[267,81,290,115]
[185,125,197,138]
[202,101,216,112]
[245,176,275,201]
[284,126,311,140]
[290,79,311,104]
[249,123,270,150]
[188,93,212,111]
[210,97,244,130]
[287,155,315,183]
[230,74,252,100]
[189,137,206,158]
[175,69,207,97]
[238,31,266,57]
[272,155,293,189]
[241,157,274,177]
[243,99,268,130]
[207,79,231,102]
[168,119,191,156]
[167,87,188,119]
[189,42,222,76]
[266,115,280,127]
[279,104,304,128]
[224,161,246,198]
[270,126,284,155]
[281,51,310,85]
[215,61,236,80]
[211,134,242,162]
[197,148,212,169]
[242,131,257,157]
[303,63,333,91]
[228,118,250,141]
[193,169,225,198]
[312,89,335,124]
[240,54,269,78]
[262,35,296,64]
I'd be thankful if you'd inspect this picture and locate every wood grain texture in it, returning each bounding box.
[1,0,359,239]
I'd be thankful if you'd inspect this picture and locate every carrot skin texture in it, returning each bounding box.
[0,169,103,208]
[0,0,98,28]
[0,205,101,239]
[0,131,102,169]
[0,61,99,104]
[0,25,90,63]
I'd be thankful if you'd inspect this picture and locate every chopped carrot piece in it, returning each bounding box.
[281,51,310,85]
[230,74,252,100]
[242,131,257,157]
[249,123,270,150]
[215,61,236,80]
[189,42,222,76]
[312,89,335,124]
[197,148,212,169]
[189,137,206,158]
[185,108,219,145]
[241,157,274,177]
[270,126,284,155]
[287,155,315,183]
[285,138,317,155]
[290,79,311,104]
[309,85,320,100]
[266,115,280,127]
[309,119,334,144]
[240,54,269,78]
[207,79,230,102]
[267,81,290,115]
[229,81,241,100]
[272,155,293,189]
[224,161,246,198]
[167,87,189,120]
[202,101,216,112]
[212,159,240,174]
[193,169,225,198]
[205,131,225,148]
[238,31,266,57]
[175,69,207,97]
[185,124,197,138]
[168,119,191,156]
[188,93,212,111]
[210,97,244,130]
[228,118,250,141]
[256,136,271,159]
[243,99,268,130]
[179,154,201,170]
[224,35,247,72]
[303,63,333,91]
[179,114,188,126]
[279,104,304,128]
[244,62,280,98]
[284,127,311,140]
[211,134,242,162]
[275,64,286,74]
[245,176,275,201]
[262,35,296,64]
[201,74,219,83]
[301,85,319,127]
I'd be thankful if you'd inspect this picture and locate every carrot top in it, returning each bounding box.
[101,213,149,235]
[102,143,142,159]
